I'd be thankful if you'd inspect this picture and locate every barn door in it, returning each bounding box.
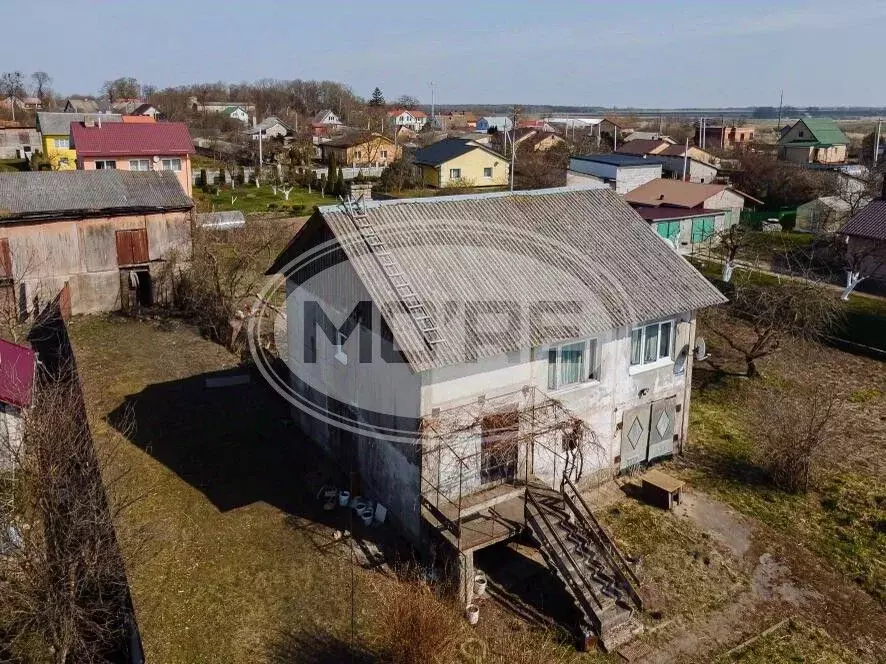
[115,229,149,266]
[647,397,677,461]
[620,404,650,471]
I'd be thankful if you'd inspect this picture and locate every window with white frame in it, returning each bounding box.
[129,159,151,171]
[546,339,598,390]
[630,320,673,368]
[161,157,182,171]
[483,167,493,178]
[95,160,116,169]
[53,138,70,149]
[449,168,461,179]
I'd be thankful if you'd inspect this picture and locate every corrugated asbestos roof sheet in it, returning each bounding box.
[839,199,886,241]
[271,187,725,372]
[0,170,193,221]
[36,112,123,136]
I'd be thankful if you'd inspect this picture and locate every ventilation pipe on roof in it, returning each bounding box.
[97,116,102,129]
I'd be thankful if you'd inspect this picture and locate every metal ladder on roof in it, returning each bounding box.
[339,195,445,348]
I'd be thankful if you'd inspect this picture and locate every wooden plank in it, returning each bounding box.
[642,469,684,494]
[0,238,12,279]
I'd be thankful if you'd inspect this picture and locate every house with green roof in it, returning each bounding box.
[777,117,848,165]
[221,105,250,124]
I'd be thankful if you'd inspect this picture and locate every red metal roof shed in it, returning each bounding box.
[0,338,36,409]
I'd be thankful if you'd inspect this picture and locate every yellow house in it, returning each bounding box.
[36,112,122,170]
[319,132,400,168]
[413,138,508,188]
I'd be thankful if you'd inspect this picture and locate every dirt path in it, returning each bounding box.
[640,490,886,663]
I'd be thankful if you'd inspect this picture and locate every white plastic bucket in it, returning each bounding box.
[351,497,367,512]
[473,574,487,597]
[338,490,351,507]
[465,603,480,626]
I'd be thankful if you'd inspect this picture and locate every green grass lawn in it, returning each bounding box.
[691,258,886,352]
[193,184,334,215]
[724,618,856,663]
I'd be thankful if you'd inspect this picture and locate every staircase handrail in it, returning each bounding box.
[525,489,605,616]
[561,476,643,608]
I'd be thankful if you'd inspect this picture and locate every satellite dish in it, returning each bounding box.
[694,337,708,361]
[152,155,161,163]
[674,345,689,375]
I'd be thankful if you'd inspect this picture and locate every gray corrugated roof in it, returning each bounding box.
[272,187,725,372]
[36,112,123,136]
[0,171,193,221]
[839,199,886,241]
[573,153,665,167]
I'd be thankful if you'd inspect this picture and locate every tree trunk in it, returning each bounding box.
[746,357,760,378]
[722,260,735,282]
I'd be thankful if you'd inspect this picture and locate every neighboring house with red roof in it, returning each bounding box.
[387,108,428,132]
[70,120,196,196]
[0,338,36,472]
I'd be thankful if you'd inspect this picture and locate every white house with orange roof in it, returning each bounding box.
[387,108,428,132]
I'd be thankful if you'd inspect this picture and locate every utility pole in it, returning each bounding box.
[874,118,882,166]
[509,105,519,193]
[776,89,784,131]
[682,137,689,181]
[255,115,263,186]
[428,81,436,125]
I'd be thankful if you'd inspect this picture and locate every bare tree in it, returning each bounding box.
[835,234,886,300]
[0,378,146,663]
[176,222,290,352]
[31,71,52,102]
[705,279,843,378]
[101,77,141,102]
[0,71,26,121]
[745,383,843,492]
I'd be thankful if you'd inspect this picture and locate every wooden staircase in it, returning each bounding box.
[525,484,643,651]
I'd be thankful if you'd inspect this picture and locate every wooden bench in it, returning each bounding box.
[641,469,685,510]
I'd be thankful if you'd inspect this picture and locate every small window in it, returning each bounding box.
[799,130,805,138]
[95,160,116,169]
[129,159,151,171]
[381,150,388,159]
[449,168,461,179]
[53,138,70,149]
[630,320,673,368]
[483,167,493,178]
[161,158,182,172]
[546,339,597,390]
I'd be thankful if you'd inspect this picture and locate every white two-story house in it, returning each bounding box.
[267,187,724,639]
[387,108,428,132]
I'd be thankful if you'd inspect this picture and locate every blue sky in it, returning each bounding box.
[7,0,885,107]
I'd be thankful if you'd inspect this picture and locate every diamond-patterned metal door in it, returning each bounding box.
[620,405,650,471]
[648,397,677,461]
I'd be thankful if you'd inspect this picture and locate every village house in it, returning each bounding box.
[1,97,42,112]
[0,170,193,316]
[412,137,508,188]
[838,185,886,286]
[513,128,567,152]
[622,131,676,144]
[475,116,513,133]
[567,154,663,195]
[435,110,477,131]
[625,179,760,253]
[387,108,428,132]
[311,109,344,136]
[220,106,250,124]
[0,338,36,473]
[694,123,754,150]
[777,118,848,165]
[614,139,671,157]
[796,196,854,234]
[130,103,162,119]
[63,97,111,114]
[188,98,256,115]
[244,116,291,141]
[319,132,399,169]
[0,126,40,160]
[267,187,725,648]
[36,112,123,170]
[70,120,196,196]
[617,142,721,183]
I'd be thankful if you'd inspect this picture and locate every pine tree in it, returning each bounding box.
[336,167,344,196]
[369,87,385,107]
